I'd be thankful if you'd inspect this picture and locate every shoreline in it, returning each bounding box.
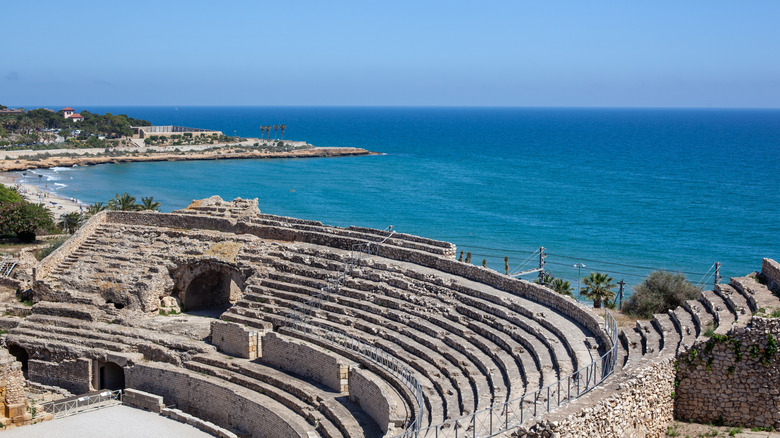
[0,146,378,172]
[0,172,85,217]
[1,143,377,217]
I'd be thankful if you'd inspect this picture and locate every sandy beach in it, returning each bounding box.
[0,172,85,218]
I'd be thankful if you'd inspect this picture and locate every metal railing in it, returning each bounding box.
[407,310,618,438]
[0,256,17,278]
[40,389,123,419]
[284,224,619,437]
[288,319,425,434]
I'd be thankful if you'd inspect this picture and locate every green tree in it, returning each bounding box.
[623,271,701,319]
[0,202,54,242]
[58,211,82,234]
[581,272,617,308]
[273,124,279,140]
[549,278,574,296]
[280,124,286,140]
[0,184,23,204]
[139,196,162,211]
[107,193,139,211]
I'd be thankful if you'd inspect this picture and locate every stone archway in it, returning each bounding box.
[172,261,245,315]
[96,361,125,391]
[7,345,28,379]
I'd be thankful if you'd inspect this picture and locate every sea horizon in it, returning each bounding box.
[13,106,780,299]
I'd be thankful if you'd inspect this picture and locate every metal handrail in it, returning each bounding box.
[285,227,619,437]
[288,320,425,434]
[40,389,123,419]
[407,310,618,438]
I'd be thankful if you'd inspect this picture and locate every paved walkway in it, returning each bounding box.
[3,405,213,438]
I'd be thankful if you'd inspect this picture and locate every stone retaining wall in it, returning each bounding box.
[763,258,780,292]
[211,320,263,360]
[675,316,780,428]
[348,366,407,433]
[123,388,164,413]
[516,358,675,437]
[29,358,92,394]
[260,332,350,392]
[126,362,308,438]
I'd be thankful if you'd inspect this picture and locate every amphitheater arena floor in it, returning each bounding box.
[3,405,212,438]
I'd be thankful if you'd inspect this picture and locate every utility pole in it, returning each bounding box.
[538,247,546,282]
[574,262,586,302]
[617,279,626,311]
[714,262,721,288]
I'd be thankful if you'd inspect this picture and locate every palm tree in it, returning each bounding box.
[108,193,139,211]
[273,124,279,140]
[85,202,106,217]
[140,196,162,211]
[549,278,574,296]
[261,126,267,141]
[58,211,82,234]
[581,272,617,308]
[280,124,286,140]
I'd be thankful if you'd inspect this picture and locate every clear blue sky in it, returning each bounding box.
[3,1,779,107]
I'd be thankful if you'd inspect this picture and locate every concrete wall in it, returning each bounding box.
[348,366,407,433]
[28,358,92,394]
[260,332,350,392]
[211,320,262,360]
[516,358,676,437]
[762,258,780,292]
[126,362,309,438]
[675,316,780,428]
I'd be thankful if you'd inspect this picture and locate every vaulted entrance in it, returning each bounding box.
[172,261,245,315]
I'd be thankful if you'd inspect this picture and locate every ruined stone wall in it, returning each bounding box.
[37,210,108,279]
[260,332,350,392]
[348,366,407,433]
[210,320,262,360]
[517,358,675,438]
[28,358,92,394]
[763,258,780,292]
[0,353,26,407]
[126,362,307,438]
[675,317,780,428]
[105,211,610,349]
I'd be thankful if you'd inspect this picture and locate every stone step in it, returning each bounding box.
[193,355,387,438]
[267,247,595,370]
[252,280,513,407]
[684,299,716,341]
[635,320,662,357]
[184,360,349,438]
[671,306,697,350]
[652,313,680,357]
[235,294,462,420]
[619,327,643,368]
[700,290,734,335]
[715,284,750,322]
[731,275,780,313]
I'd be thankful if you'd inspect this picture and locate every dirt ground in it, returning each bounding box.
[665,421,780,438]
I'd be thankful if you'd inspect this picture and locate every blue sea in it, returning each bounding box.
[19,107,780,295]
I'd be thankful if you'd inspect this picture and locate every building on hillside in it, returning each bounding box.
[131,125,223,139]
[59,107,84,122]
[0,109,24,116]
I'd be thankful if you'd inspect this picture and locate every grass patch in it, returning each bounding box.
[34,236,68,261]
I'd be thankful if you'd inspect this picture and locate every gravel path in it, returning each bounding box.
[3,405,213,438]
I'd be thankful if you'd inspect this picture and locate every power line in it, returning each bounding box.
[456,243,710,276]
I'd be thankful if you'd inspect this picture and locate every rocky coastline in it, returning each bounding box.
[0,146,377,172]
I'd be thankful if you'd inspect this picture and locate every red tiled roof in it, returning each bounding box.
[67,113,84,119]
[60,107,75,112]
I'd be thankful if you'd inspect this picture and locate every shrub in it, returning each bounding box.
[623,270,701,319]
[0,202,55,242]
[35,236,68,261]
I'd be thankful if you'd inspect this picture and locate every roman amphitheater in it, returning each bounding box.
[1,196,778,437]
